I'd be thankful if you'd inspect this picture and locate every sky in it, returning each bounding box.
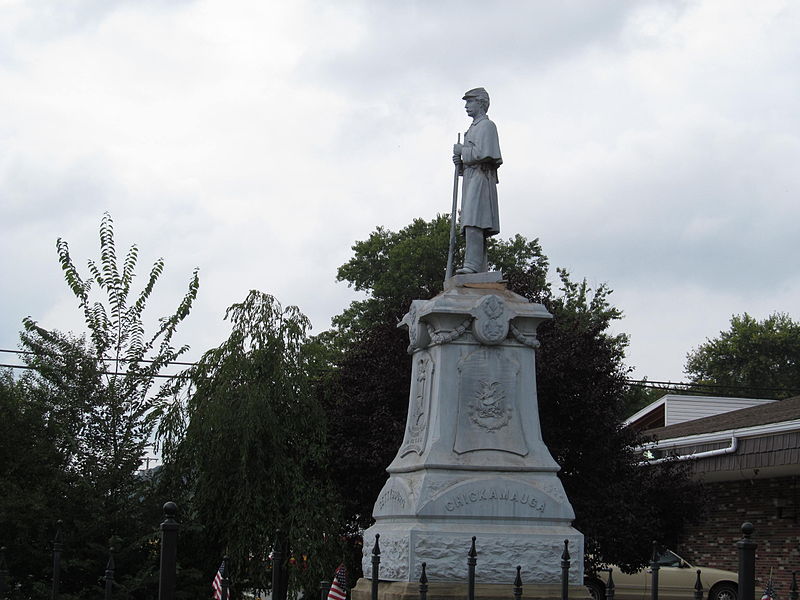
[1,0,798,384]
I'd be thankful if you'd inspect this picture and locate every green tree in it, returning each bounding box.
[319,215,703,576]
[158,291,341,597]
[0,368,71,597]
[619,380,675,419]
[685,312,800,398]
[6,213,199,599]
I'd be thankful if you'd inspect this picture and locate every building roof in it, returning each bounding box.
[648,395,800,441]
[625,394,775,431]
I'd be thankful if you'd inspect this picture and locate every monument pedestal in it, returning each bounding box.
[351,579,589,600]
[361,274,584,594]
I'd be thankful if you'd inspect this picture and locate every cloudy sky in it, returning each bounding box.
[2,0,798,384]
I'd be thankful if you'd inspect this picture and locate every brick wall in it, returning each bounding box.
[675,476,799,598]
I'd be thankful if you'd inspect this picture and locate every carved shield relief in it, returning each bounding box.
[472,294,510,345]
[454,348,527,456]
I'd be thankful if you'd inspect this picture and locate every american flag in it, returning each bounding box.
[761,568,776,600]
[327,564,348,600]
[212,561,225,600]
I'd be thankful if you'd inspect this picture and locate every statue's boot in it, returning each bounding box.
[457,226,485,274]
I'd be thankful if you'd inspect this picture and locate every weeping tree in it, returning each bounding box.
[9,212,199,598]
[158,291,342,597]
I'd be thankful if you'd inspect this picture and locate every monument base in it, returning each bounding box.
[362,518,583,585]
[351,579,590,600]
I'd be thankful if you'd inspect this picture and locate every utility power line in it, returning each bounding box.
[2,347,799,396]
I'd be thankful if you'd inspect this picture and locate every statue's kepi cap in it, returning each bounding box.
[462,87,490,102]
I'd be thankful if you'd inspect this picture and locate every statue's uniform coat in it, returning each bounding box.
[460,114,502,236]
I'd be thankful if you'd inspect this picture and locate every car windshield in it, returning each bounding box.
[656,550,685,568]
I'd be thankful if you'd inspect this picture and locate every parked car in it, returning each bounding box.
[585,549,738,600]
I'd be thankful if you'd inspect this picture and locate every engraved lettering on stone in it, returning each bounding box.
[442,487,546,513]
[377,488,407,510]
[469,379,511,431]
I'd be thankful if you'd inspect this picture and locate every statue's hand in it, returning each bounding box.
[453,143,463,155]
[452,155,463,167]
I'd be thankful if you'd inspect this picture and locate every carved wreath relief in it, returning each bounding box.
[400,352,434,456]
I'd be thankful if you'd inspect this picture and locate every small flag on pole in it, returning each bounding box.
[327,564,348,600]
[761,567,776,600]
[213,561,226,600]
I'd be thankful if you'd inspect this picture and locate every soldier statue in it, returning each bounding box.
[451,87,502,274]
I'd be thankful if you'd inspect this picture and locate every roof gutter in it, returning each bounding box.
[642,434,738,465]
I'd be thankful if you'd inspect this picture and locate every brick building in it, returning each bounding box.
[645,396,800,597]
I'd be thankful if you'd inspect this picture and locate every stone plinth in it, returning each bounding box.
[351,580,590,600]
[361,274,584,591]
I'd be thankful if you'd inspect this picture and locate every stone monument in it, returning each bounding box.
[353,89,585,600]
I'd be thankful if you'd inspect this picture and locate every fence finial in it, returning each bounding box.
[514,565,523,600]
[371,534,381,600]
[158,501,179,600]
[0,546,9,598]
[561,540,571,600]
[737,523,757,600]
[52,519,64,600]
[693,570,703,600]
[606,569,616,600]
[467,537,477,600]
[650,541,660,600]
[104,547,115,600]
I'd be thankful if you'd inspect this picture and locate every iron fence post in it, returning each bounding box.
[561,539,570,600]
[419,562,428,600]
[737,523,757,600]
[51,520,63,600]
[0,546,8,599]
[789,571,798,600]
[513,565,523,600]
[371,534,380,600]
[649,541,659,600]
[320,580,330,600]
[104,547,115,600]
[467,537,477,600]
[693,570,703,600]
[158,502,178,600]
[606,569,615,600]
[272,532,284,600]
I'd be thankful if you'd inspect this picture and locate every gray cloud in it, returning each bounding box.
[1,0,798,384]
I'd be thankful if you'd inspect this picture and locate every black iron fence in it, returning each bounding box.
[322,524,798,600]
[1,506,797,600]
